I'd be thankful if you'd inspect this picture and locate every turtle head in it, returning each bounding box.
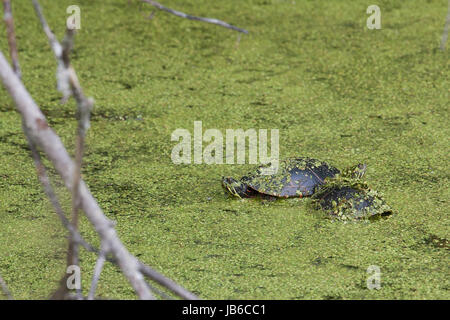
[341,163,367,179]
[222,177,252,199]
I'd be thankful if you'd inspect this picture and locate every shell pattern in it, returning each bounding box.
[243,158,340,197]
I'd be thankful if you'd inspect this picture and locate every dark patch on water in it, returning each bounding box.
[119,81,133,90]
[312,256,333,266]
[222,209,239,215]
[423,235,449,250]
[250,100,268,106]
[341,21,359,29]
[312,257,324,266]
[234,77,263,84]
[0,104,15,113]
[340,264,360,270]
[185,256,197,262]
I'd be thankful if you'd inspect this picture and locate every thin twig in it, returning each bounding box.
[0,274,12,300]
[31,0,71,102]
[64,28,90,301]
[25,135,100,259]
[86,243,174,300]
[138,262,198,300]
[140,0,248,34]
[26,133,84,300]
[88,245,107,300]
[31,0,62,57]
[2,0,21,78]
[31,0,94,299]
[441,0,450,50]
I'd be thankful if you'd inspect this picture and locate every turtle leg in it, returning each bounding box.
[259,193,278,201]
[342,163,367,179]
[222,177,255,199]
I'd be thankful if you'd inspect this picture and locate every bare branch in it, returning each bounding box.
[30,0,153,299]
[88,245,107,300]
[31,1,95,299]
[32,0,72,101]
[3,1,76,298]
[4,1,84,276]
[26,134,101,259]
[0,1,198,300]
[31,0,63,58]
[2,0,21,78]
[441,0,450,50]
[0,274,12,300]
[0,49,197,302]
[138,262,198,300]
[140,0,248,34]
[0,50,157,299]
[27,118,166,300]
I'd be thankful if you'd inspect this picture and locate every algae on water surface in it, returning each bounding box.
[0,0,448,299]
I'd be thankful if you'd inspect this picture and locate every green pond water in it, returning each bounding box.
[0,0,448,299]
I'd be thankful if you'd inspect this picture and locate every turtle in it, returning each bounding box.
[311,179,393,221]
[222,157,367,199]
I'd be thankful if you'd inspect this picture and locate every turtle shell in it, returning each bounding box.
[242,158,340,198]
[313,186,393,221]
